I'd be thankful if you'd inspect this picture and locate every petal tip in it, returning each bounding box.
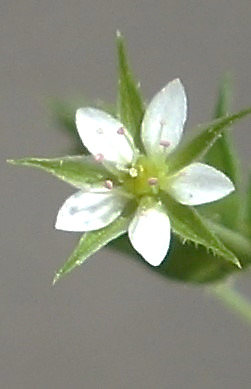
[171,77,182,85]
[128,204,171,267]
[228,180,235,193]
[167,78,185,92]
[143,254,165,267]
[55,211,67,232]
[75,107,83,121]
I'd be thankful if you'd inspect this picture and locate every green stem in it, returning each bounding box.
[208,283,251,326]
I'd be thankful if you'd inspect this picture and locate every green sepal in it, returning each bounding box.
[202,75,241,228]
[111,234,237,284]
[160,221,251,284]
[53,214,131,284]
[161,194,241,268]
[167,107,251,175]
[111,218,251,284]
[116,31,145,147]
[8,156,113,188]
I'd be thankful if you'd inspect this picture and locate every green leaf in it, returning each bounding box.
[167,107,251,175]
[8,156,113,188]
[161,194,241,268]
[116,31,145,146]
[53,214,131,284]
[202,75,241,228]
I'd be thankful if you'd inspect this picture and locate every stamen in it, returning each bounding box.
[104,180,113,190]
[148,177,158,186]
[117,127,125,135]
[129,167,138,178]
[159,140,170,147]
[94,153,104,162]
[96,128,104,134]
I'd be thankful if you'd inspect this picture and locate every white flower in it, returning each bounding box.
[55,79,234,266]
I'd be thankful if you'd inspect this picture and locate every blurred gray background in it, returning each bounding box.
[2,1,251,388]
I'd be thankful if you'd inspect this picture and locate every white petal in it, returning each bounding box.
[55,188,127,232]
[76,108,135,166]
[168,163,235,206]
[128,203,171,266]
[141,79,187,157]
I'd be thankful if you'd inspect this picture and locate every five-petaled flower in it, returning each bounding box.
[55,79,234,266]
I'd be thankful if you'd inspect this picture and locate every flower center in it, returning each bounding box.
[122,156,164,196]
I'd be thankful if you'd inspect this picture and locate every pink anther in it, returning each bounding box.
[94,153,104,162]
[159,140,170,147]
[104,180,113,190]
[117,127,125,135]
[148,177,158,186]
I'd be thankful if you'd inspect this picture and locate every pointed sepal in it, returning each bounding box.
[116,31,144,147]
[161,194,241,268]
[8,156,113,188]
[53,214,131,284]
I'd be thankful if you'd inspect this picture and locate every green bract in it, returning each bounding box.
[9,33,251,284]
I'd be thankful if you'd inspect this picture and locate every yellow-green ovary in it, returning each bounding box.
[122,156,167,197]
